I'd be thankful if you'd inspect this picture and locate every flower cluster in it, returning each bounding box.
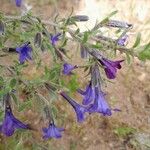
[1,3,133,141]
[61,63,121,123]
[10,33,124,139]
[0,94,64,139]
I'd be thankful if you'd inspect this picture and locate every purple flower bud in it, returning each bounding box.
[62,63,77,75]
[15,0,22,7]
[16,42,32,64]
[117,35,128,46]
[42,123,64,139]
[106,20,133,29]
[50,33,61,46]
[80,45,89,59]
[99,57,124,79]
[71,15,89,22]
[60,92,87,123]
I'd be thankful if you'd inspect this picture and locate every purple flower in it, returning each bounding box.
[15,0,22,7]
[99,57,124,79]
[62,63,77,75]
[0,105,30,136]
[78,82,95,105]
[117,35,128,46]
[42,123,64,139]
[16,42,32,64]
[88,87,112,116]
[50,33,61,46]
[60,92,87,123]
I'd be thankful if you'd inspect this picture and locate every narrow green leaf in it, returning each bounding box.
[60,38,68,47]
[67,75,79,92]
[9,78,17,89]
[132,33,141,48]
[108,10,118,18]
[138,42,150,61]
[126,53,131,64]
[0,76,4,85]
[0,87,11,97]
[82,31,89,44]
[75,28,80,35]
[11,93,18,106]
[91,43,102,49]
[100,10,118,25]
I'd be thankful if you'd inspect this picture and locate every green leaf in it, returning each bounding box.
[114,127,136,137]
[60,38,68,47]
[74,28,80,35]
[82,31,89,44]
[139,42,150,61]
[126,53,131,64]
[9,78,17,89]
[18,100,32,112]
[11,93,18,106]
[0,87,11,97]
[0,110,4,121]
[67,75,79,93]
[91,43,102,49]
[100,10,118,25]
[0,76,4,85]
[107,10,118,18]
[132,33,141,48]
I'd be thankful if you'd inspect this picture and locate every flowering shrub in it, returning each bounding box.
[0,0,150,144]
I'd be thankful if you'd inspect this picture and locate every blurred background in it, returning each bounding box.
[0,0,150,150]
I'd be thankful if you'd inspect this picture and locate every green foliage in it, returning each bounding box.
[114,126,136,138]
[132,33,141,48]
[82,31,90,44]
[0,2,150,147]
[138,42,150,61]
[9,78,17,89]
[66,74,79,93]
[97,10,118,25]
[18,99,32,112]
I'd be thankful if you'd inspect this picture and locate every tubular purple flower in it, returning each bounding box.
[99,57,124,79]
[88,87,112,116]
[50,33,61,46]
[62,63,78,75]
[60,92,87,123]
[15,0,22,7]
[78,82,95,105]
[0,105,30,136]
[42,123,64,139]
[117,35,128,46]
[16,42,32,64]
